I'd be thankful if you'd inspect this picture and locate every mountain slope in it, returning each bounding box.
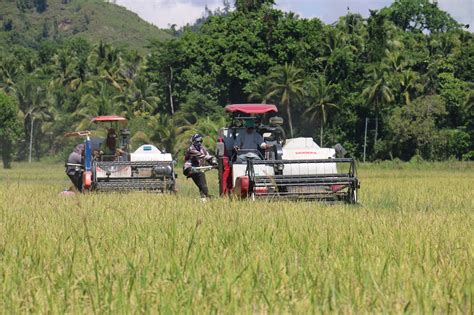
[0,0,172,51]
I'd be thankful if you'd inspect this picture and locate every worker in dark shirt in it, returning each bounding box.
[183,134,217,199]
[234,119,271,162]
[65,143,85,192]
[100,128,124,161]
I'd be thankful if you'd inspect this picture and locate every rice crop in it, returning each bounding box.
[0,162,473,313]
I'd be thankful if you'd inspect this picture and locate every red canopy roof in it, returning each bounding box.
[91,115,127,123]
[225,104,278,114]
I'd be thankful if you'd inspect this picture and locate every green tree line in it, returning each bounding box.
[0,0,473,168]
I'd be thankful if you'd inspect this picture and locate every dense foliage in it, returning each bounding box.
[0,91,23,168]
[0,0,473,167]
[0,0,171,53]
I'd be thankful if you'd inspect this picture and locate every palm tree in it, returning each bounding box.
[385,49,406,73]
[116,76,160,114]
[51,48,87,92]
[149,113,179,154]
[74,81,117,129]
[13,78,51,162]
[324,27,348,54]
[304,77,338,147]
[120,50,142,85]
[88,42,125,91]
[362,64,394,145]
[246,75,276,103]
[398,69,423,105]
[267,63,305,137]
[175,116,228,155]
[0,55,22,92]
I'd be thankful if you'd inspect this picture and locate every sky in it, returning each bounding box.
[114,0,473,29]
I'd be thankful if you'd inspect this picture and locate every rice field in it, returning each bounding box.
[0,162,473,313]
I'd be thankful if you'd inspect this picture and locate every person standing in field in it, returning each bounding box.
[183,134,217,199]
[65,143,85,192]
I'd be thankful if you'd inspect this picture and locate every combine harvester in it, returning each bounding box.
[215,104,360,203]
[65,115,177,193]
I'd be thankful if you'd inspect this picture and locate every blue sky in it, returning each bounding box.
[114,0,473,29]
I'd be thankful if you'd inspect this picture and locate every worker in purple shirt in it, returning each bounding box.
[183,134,217,198]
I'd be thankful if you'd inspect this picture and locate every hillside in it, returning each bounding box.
[0,0,172,52]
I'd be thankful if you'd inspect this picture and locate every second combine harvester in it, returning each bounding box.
[215,104,360,203]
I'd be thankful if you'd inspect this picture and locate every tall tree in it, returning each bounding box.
[304,77,338,147]
[385,0,460,33]
[398,69,423,105]
[13,78,51,162]
[116,77,160,114]
[246,75,276,103]
[362,64,394,146]
[0,55,22,92]
[267,63,305,137]
[149,113,179,155]
[74,81,117,129]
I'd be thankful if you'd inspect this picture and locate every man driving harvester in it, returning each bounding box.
[183,134,217,199]
[100,128,124,159]
[234,118,272,162]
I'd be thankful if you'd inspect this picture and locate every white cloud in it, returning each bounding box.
[438,0,473,27]
[115,0,473,30]
[114,0,222,28]
[276,0,391,23]
[276,0,472,29]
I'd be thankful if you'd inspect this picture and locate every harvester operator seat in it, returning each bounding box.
[235,149,263,163]
[218,127,246,160]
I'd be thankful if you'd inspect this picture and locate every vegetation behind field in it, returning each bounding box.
[0,162,473,312]
[0,0,473,168]
[0,0,171,52]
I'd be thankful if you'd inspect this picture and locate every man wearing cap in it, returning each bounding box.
[234,119,271,162]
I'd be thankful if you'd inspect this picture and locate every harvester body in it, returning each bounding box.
[66,116,176,193]
[216,104,359,203]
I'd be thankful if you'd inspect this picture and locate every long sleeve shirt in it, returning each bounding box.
[235,129,265,150]
[184,144,212,169]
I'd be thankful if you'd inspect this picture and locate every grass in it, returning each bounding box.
[0,162,473,313]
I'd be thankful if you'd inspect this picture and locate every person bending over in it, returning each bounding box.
[65,143,85,192]
[183,134,217,199]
